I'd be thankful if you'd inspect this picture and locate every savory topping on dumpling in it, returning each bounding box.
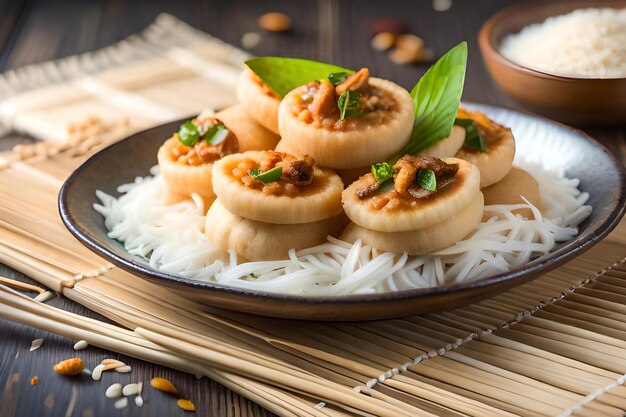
[456,107,510,153]
[230,151,317,196]
[356,156,460,202]
[341,155,484,255]
[157,114,239,209]
[170,116,238,166]
[454,107,516,188]
[212,150,344,224]
[293,68,397,127]
[278,70,414,169]
[342,156,480,232]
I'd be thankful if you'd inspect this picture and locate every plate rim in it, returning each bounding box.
[58,103,626,305]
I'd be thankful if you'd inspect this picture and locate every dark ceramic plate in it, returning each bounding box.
[59,104,626,321]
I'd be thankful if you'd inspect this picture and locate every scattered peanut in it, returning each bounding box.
[432,0,453,12]
[177,398,196,412]
[30,376,39,386]
[91,364,106,380]
[389,34,434,64]
[53,358,85,376]
[258,12,291,32]
[150,377,178,394]
[105,383,123,399]
[371,32,396,51]
[114,397,128,409]
[73,340,88,351]
[122,382,142,397]
[114,365,132,373]
[241,31,261,49]
[101,359,125,367]
[396,34,424,55]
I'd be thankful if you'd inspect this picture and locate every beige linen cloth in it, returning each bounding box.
[0,13,248,148]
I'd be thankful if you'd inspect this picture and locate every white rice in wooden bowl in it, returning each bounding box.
[500,8,626,78]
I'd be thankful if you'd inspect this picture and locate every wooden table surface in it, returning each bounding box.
[1,1,625,416]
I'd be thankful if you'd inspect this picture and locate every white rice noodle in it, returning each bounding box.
[94,163,591,296]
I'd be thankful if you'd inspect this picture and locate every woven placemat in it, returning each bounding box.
[2,15,626,417]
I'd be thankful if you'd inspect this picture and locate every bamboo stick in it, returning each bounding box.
[0,276,44,294]
[481,333,618,379]
[406,361,564,416]
[65,284,434,415]
[523,315,626,350]
[459,340,614,389]
[136,327,426,417]
[70,280,372,386]
[0,222,106,274]
[0,293,328,417]
[381,377,520,417]
[398,371,543,417]
[0,286,397,416]
[0,244,76,291]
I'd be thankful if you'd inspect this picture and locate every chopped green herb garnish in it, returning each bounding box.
[371,162,397,183]
[454,118,487,152]
[338,90,364,121]
[203,125,230,145]
[178,121,200,147]
[178,121,232,147]
[388,42,468,164]
[250,166,283,183]
[417,169,436,191]
[328,72,349,86]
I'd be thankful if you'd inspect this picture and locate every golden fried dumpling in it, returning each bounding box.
[277,68,414,169]
[212,150,344,224]
[205,201,343,261]
[340,155,483,255]
[342,156,480,232]
[342,193,483,255]
[158,114,238,209]
[237,69,280,134]
[417,125,466,158]
[215,104,280,152]
[454,108,515,188]
[482,167,541,219]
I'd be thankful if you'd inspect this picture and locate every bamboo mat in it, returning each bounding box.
[2,14,626,417]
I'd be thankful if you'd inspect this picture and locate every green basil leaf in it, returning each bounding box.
[454,118,487,152]
[417,169,436,191]
[328,72,349,86]
[245,57,351,98]
[250,166,283,183]
[389,42,468,164]
[371,162,397,183]
[338,90,363,121]
[178,121,200,147]
[203,125,230,145]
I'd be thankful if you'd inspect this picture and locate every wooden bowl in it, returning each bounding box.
[478,0,626,125]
